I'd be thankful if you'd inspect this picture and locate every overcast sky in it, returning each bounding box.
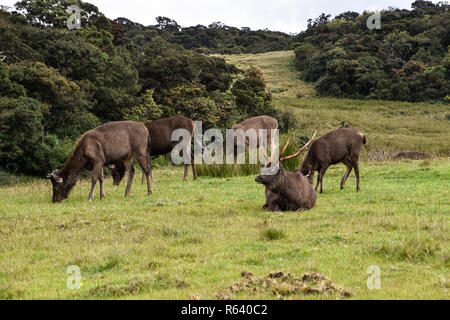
[1,0,440,33]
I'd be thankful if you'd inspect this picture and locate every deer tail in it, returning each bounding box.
[362,134,368,145]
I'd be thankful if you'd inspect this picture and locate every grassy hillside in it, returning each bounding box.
[217,51,316,99]
[221,51,450,158]
[0,162,448,300]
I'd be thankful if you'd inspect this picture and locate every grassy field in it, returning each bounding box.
[1,50,449,300]
[0,161,448,300]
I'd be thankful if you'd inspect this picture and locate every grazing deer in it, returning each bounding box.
[110,116,197,185]
[224,116,279,155]
[47,121,152,203]
[299,128,367,194]
[255,132,317,212]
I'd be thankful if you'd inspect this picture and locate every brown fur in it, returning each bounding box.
[300,128,367,193]
[256,163,317,212]
[47,121,152,203]
[225,116,279,155]
[255,134,317,212]
[110,116,197,185]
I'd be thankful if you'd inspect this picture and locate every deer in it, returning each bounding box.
[255,132,317,212]
[224,115,279,156]
[394,151,432,160]
[109,116,197,185]
[299,128,367,194]
[46,121,152,203]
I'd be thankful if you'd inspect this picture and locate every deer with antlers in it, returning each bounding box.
[255,132,317,212]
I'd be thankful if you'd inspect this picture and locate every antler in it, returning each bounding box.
[259,146,269,162]
[280,137,291,158]
[280,131,317,162]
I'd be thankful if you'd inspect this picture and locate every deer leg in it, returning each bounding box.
[99,168,105,199]
[141,171,155,184]
[349,152,361,192]
[354,161,361,193]
[135,154,152,196]
[89,163,103,202]
[317,167,328,194]
[191,150,198,180]
[340,162,353,190]
[315,173,320,192]
[314,166,321,192]
[124,161,135,197]
[184,165,189,182]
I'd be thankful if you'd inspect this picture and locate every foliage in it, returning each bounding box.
[115,17,290,54]
[0,2,278,176]
[291,2,450,101]
[123,89,163,122]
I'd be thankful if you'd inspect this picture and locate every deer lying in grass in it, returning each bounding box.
[109,116,197,185]
[299,128,367,194]
[255,132,317,212]
[394,151,432,160]
[47,121,152,203]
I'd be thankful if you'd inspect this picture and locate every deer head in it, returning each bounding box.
[255,131,316,188]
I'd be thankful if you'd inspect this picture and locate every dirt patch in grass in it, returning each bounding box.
[217,270,352,300]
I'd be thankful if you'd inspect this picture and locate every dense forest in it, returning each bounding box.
[291,1,450,101]
[114,17,290,54]
[0,0,281,176]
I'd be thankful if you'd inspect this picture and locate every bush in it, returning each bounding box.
[0,96,44,174]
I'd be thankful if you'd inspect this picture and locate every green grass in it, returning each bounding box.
[216,50,316,99]
[1,50,449,300]
[196,135,306,178]
[0,160,448,300]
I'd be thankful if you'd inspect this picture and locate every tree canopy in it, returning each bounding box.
[291,1,450,101]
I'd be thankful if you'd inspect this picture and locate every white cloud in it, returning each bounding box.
[1,0,441,33]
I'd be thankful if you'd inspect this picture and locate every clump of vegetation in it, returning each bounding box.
[217,271,351,299]
[87,273,189,298]
[0,171,22,186]
[196,134,305,178]
[161,227,186,238]
[261,228,286,241]
[373,236,441,262]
